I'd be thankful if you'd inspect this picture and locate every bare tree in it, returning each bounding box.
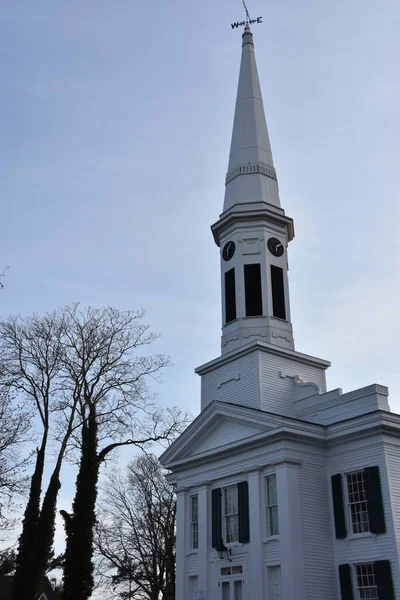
[53,305,186,600]
[0,309,81,600]
[0,304,186,600]
[95,454,175,600]
[0,390,31,530]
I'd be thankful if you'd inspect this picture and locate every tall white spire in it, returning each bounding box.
[212,25,295,354]
[223,25,280,212]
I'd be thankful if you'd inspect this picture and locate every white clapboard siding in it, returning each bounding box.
[327,439,400,599]
[200,346,327,416]
[259,351,327,416]
[299,454,337,599]
[187,553,199,574]
[264,539,280,564]
[201,351,259,411]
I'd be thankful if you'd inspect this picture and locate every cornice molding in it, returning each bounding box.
[162,405,400,474]
[195,339,330,376]
[211,202,295,245]
[326,423,400,448]
[163,427,325,472]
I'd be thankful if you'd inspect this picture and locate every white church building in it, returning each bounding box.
[160,24,400,600]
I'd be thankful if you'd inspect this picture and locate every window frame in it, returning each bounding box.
[345,469,370,536]
[190,494,199,551]
[265,474,279,539]
[354,562,378,600]
[223,485,239,544]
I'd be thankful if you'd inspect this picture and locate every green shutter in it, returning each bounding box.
[375,560,395,600]
[331,474,347,538]
[238,481,250,544]
[365,466,386,534]
[212,488,222,548]
[339,564,354,600]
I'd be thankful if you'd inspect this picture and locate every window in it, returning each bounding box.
[225,268,237,323]
[332,467,386,539]
[224,486,239,543]
[266,474,279,536]
[347,471,370,534]
[212,482,249,547]
[339,561,395,600]
[221,566,243,576]
[355,563,378,600]
[244,263,263,316]
[190,495,198,550]
[270,265,286,319]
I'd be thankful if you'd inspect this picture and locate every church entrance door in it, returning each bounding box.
[221,579,243,600]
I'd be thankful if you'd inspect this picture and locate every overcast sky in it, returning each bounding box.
[1,0,399,558]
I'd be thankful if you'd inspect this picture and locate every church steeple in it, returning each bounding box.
[212,25,295,355]
[224,24,280,211]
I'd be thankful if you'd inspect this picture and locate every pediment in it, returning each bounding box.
[161,401,281,467]
[182,415,271,458]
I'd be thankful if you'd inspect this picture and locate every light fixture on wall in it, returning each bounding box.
[216,539,232,561]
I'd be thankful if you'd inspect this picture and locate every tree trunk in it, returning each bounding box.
[36,412,75,584]
[36,465,62,579]
[63,405,99,600]
[12,433,47,600]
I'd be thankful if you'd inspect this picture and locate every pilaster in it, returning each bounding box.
[175,489,187,600]
[247,471,264,596]
[197,485,208,593]
[275,461,306,600]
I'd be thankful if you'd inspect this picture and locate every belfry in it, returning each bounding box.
[161,23,400,600]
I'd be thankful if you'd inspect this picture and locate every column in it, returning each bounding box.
[197,485,208,595]
[247,471,264,597]
[275,462,306,600]
[175,489,187,600]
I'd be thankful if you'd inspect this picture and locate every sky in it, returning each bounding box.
[1,0,400,559]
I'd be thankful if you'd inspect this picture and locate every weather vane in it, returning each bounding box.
[231,0,262,29]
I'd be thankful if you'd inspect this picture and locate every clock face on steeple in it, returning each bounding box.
[267,237,284,257]
[222,241,236,261]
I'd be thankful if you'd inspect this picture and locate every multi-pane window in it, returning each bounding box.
[347,471,370,534]
[266,474,279,537]
[355,563,378,600]
[224,485,239,543]
[221,566,243,576]
[190,495,198,550]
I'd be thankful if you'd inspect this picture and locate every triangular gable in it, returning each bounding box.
[181,415,269,459]
[161,401,281,468]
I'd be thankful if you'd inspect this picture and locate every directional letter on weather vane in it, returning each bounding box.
[231,0,262,29]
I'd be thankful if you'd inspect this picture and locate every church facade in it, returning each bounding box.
[160,25,400,600]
